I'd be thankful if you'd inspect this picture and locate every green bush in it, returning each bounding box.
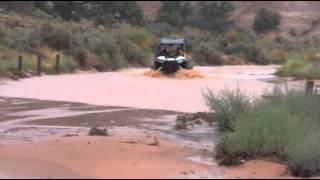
[73,47,89,67]
[120,39,151,66]
[193,41,223,65]
[146,22,175,36]
[278,51,320,79]
[253,8,281,33]
[220,29,263,63]
[119,24,155,52]
[29,9,54,19]
[265,48,289,64]
[40,24,74,51]
[203,88,252,132]
[59,55,77,72]
[213,89,320,177]
[287,130,320,177]
[94,14,117,27]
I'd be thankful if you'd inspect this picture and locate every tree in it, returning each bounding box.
[52,1,89,21]
[195,1,234,33]
[89,1,144,26]
[5,1,35,13]
[34,1,50,13]
[180,1,192,23]
[52,1,75,21]
[118,1,144,25]
[253,8,281,33]
[156,1,192,28]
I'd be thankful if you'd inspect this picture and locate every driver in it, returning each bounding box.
[159,45,168,56]
[176,46,184,56]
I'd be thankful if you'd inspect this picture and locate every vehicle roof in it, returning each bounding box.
[159,39,185,45]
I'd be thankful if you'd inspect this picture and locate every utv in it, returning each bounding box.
[152,38,193,74]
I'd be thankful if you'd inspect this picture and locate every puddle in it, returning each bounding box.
[186,156,217,166]
[0,125,89,144]
[3,107,128,126]
[137,115,221,149]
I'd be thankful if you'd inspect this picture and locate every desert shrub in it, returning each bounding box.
[120,39,151,66]
[253,8,281,33]
[203,88,253,132]
[29,9,54,19]
[108,54,127,71]
[287,130,320,177]
[306,48,320,62]
[192,40,223,65]
[40,24,74,51]
[265,48,289,64]
[278,51,320,79]
[300,63,320,79]
[73,47,89,67]
[277,59,306,78]
[59,55,77,72]
[220,29,265,63]
[254,36,278,51]
[214,89,320,177]
[118,24,155,52]
[146,22,175,36]
[224,42,259,62]
[95,53,110,71]
[0,59,16,72]
[94,14,117,27]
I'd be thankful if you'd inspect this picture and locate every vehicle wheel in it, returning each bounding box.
[184,61,193,70]
[152,62,161,70]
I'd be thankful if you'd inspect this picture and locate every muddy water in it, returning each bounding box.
[0,66,278,112]
[0,97,219,148]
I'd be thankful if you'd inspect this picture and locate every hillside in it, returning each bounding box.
[139,1,320,36]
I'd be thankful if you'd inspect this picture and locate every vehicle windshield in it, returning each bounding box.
[158,44,185,57]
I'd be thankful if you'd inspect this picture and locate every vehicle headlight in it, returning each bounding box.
[176,56,185,63]
[157,56,166,61]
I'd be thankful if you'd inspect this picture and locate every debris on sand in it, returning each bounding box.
[175,112,214,130]
[62,134,79,138]
[88,127,110,136]
[148,136,160,146]
[143,69,203,79]
[121,141,138,144]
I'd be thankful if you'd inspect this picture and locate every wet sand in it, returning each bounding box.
[223,160,294,179]
[0,135,222,179]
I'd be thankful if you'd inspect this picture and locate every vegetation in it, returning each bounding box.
[253,8,281,33]
[205,88,320,177]
[277,50,320,79]
[203,88,252,132]
[195,1,234,33]
[0,1,319,78]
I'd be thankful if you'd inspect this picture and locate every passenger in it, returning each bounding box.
[176,46,184,56]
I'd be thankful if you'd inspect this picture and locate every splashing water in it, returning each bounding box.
[143,69,204,79]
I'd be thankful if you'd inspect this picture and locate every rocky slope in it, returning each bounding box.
[139,1,320,36]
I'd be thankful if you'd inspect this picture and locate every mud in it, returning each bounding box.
[143,69,204,79]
